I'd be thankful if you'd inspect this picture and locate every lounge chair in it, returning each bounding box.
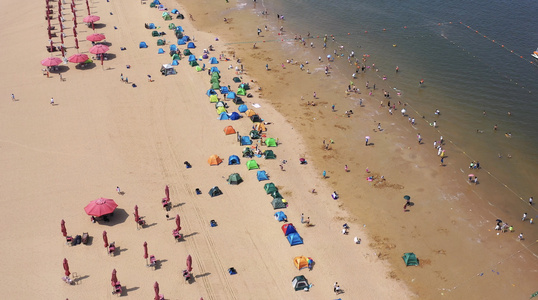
[182,270,192,281]
[112,281,122,296]
[62,276,74,285]
[108,242,116,256]
[173,229,182,242]
[149,255,157,269]
[66,236,73,246]
[162,198,171,210]
[81,232,89,245]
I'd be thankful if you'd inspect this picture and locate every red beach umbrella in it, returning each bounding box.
[89,44,109,54]
[74,38,79,49]
[165,185,170,200]
[134,205,139,223]
[103,230,109,248]
[63,258,71,277]
[68,53,88,63]
[153,282,160,300]
[143,241,148,260]
[41,57,63,67]
[175,214,181,231]
[186,255,192,273]
[83,15,100,23]
[61,219,67,237]
[111,269,118,286]
[73,27,77,37]
[48,28,52,39]
[60,45,65,57]
[101,55,104,66]
[86,33,105,42]
[60,33,64,45]
[84,198,118,217]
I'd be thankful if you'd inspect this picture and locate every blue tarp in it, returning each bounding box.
[240,136,252,145]
[188,55,196,62]
[210,67,220,74]
[158,48,165,54]
[139,42,148,48]
[229,112,240,120]
[287,233,303,246]
[220,86,229,94]
[274,211,287,222]
[169,44,177,51]
[218,112,229,120]
[238,104,248,113]
[257,170,268,181]
[207,89,217,96]
[226,92,236,100]
[187,42,196,49]
[209,57,218,64]
[228,155,240,165]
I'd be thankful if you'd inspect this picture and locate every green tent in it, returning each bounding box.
[211,82,221,89]
[208,186,223,197]
[292,275,309,291]
[157,39,165,46]
[263,150,276,159]
[402,253,419,266]
[210,77,220,84]
[270,190,282,199]
[171,53,180,60]
[246,159,259,170]
[152,31,160,37]
[168,23,176,30]
[183,49,192,56]
[249,130,260,139]
[211,72,221,79]
[163,14,172,21]
[149,2,156,8]
[216,106,227,115]
[242,147,253,157]
[265,138,277,147]
[271,198,287,209]
[227,173,243,185]
[195,66,202,72]
[232,77,241,83]
[189,60,199,67]
[239,83,250,90]
[264,183,278,194]
[237,88,246,96]
[209,94,219,103]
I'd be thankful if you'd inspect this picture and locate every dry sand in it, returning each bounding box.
[0,0,414,299]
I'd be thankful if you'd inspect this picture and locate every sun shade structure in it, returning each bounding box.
[84,198,118,217]
[208,155,223,166]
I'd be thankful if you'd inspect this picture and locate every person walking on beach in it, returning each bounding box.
[50,97,54,105]
[332,104,335,112]
[116,186,121,194]
[522,213,527,221]
[529,197,533,205]
[11,94,15,101]
[440,157,445,166]
[323,170,326,178]
[313,92,317,99]
[120,73,124,82]
[417,134,422,144]
[265,64,268,71]
[345,165,348,172]
[365,137,369,146]
[301,213,304,224]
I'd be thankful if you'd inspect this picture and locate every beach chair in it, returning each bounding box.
[137,218,146,230]
[66,235,73,246]
[81,232,89,245]
[182,270,192,282]
[108,242,116,256]
[149,255,157,269]
[173,229,183,242]
[62,276,74,285]
[162,198,171,210]
[112,281,122,296]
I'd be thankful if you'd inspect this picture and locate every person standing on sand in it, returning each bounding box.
[301,213,304,224]
[50,97,54,105]
[11,94,15,101]
[116,186,121,194]
[332,104,335,112]
[365,137,369,146]
[417,134,422,144]
[345,165,348,172]
[120,73,124,82]
[323,170,326,178]
[529,197,533,205]
[440,157,445,166]
[265,64,268,70]
[313,92,317,99]
[522,213,527,221]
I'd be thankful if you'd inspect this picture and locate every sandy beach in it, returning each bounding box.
[1,0,536,299]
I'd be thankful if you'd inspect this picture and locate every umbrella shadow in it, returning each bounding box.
[144,222,158,228]
[93,23,107,29]
[98,41,113,47]
[155,259,167,270]
[194,272,211,279]
[101,208,129,226]
[74,274,90,284]
[84,236,94,246]
[124,286,140,295]
[116,247,128,255]
[172,202,185,208]
[76,63,97,70]
[50,65,70,73]
[183,232,198,238]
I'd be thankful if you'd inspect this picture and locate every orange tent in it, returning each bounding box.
[208,155,223,166]
[293,256,312,270]
[253,122,266,132]
[245,109,257,117]
[223,126,236,135]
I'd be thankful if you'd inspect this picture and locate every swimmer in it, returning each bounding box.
[476,129,484,133]
[434,109,440,115]
[419,79,424,85]
[507,111,512,116]
[505,132,512,138]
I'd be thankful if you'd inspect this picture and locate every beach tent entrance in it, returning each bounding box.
[208,186,222,197]
[282,223,297,236]
[264,183,278,194]
[287,233,303,246]
[250,115,262,123]
[292,275,309,291]
[224,126,236,135]
[227,173,243,185]
[271,198,287,209]
[257,170,269,181]
[209,57,218,64]
[402,253,419,266]
[208,155,223,166]
[246,159,259,170]
[274,211,287,222]
[293,256,311,270]
[228,155,240,165]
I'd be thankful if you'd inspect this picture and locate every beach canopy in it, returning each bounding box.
[178,38,186,45]
[157,39,166,46]
[209,57,218,64]
[293,256,311,270]
[245,109,257,117]
[282,223,297,236]
[233,97,244,105]
[188,54,196,62]
[240,136,252,146]
[208,155,223,166]
[189,60,199,67]
[227,173,243,185]
[229,112,241,120]
[265,138,277,147]
[246,159,259,170]
[172,59,179,66]
[169,45,177,52]
[176,26,184,32]
[41,56,63,66]
[272,198,287,209]
[215,101,226,108]
[292,275,309,291]
[152,30,160,37]
[264,183,278,194]
[207,89,217,96]
[220,86,229,94]
[237,88,246,96]
[287,232,303,246]
[171,9,179,14]
[84,198,118,217]
[216,106,227,115]
[208,186,222,197]
[263,150,276,159]
[242,147,254,158]
[168,23,176,29]
[148,23,156,29]
[274,211,287,222]
[223,126,236,135]
[238,104,248,113]
[187,42,196,48]
[239,83,250,90]
[139,41,148,48]
[228,155,240,165]
[402,253,419,266]
[271,190,283,199]
[257,170,269,181]
[163,14,172,20]
[218,112,229,120]
[233,77,242,83]
[253,122,266,132]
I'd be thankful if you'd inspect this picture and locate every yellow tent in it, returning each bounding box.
[293,256,312,270]
[209,94,219,103]
[208,155,223,166]
[216,106,227,115]
[253,122,266,132]
[245,109,257,117]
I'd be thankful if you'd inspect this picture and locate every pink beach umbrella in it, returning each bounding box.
[84,197,118,217]
[72,27,77,37]
[41,57,63,67]
[68,53,88,63]
[153,282,160,300]
[89,44,109,54]
[111,269,118,286]
[86,33,105,42]
[134,205,139,223]
[60,219,67,237]
[143,241,148,260]
[103,230,109,248]
[186,255,192,273]
[165,185,170,200]
[63,258,71,277]
[83,15,100,24]
[175,214,181,231]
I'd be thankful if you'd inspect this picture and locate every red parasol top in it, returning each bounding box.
[86,33,106,42]
[41,57,63,67]
[89,44,109,54]
[84,198,117,217]
[68,53,89,63]
[83,15,100,23]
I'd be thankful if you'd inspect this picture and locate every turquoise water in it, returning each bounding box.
[250,0,538,199]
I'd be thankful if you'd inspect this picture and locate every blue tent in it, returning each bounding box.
[177,38,186,45]
[282,223,297,236]
[257,170,269,181]
[218,112,229,120]
[238,104,248,113]
[171,59,179,66]
[175,26,184,32]
[183,35,190,41]
[210,67,220,74]
[287,233,303,246]
[274,211,287,222]
[158,48,165,54]
[152,0,160,4]
[169,44,177,51]
[187,42,196,49]
[228,155,240,165]
[148,23,156,29]
[240,136,252,145]
[188,55,196,62]
[207,89,217,96]
[229,112,240,120]
[171,9,179,14]
[220,86,229,94]
[202,54,209,59]
[139,42,148,48]
[226,92,236,100]
[209,57,218,64]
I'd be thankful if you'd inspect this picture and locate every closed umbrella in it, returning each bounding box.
[63,258,70,277]
[153,282,160,300]
[68,53,88,63]
[111,269,118,286]
[61,219,67,237]
[186,255,192,273]
[165,185,169,200]
[41,57,63,67]
[73,27,77,37]
[175,214,181,231]
[103,230,109,248]
[134,205,139,223]
[143,241,148,263]
[74,38,79,49]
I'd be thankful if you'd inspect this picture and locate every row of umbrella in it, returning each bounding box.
[41,43,110,66]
